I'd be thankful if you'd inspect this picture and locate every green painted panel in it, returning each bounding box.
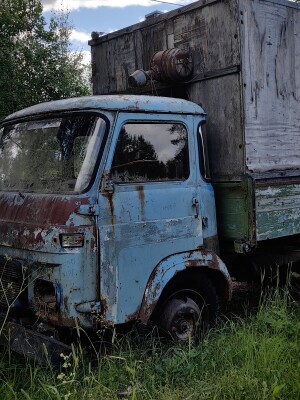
[256,182,300,240]
[213,177,255,243]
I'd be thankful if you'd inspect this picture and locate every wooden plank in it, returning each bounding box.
[239,0,300,176]
[188,74,245,180]
[89,0,222,45]
[256,181,300,240]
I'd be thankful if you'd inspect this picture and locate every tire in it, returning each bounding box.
[156,274,217,342]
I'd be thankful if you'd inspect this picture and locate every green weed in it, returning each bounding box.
[0,288,299,400]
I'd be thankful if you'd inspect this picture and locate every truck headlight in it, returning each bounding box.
[59,233,84,248]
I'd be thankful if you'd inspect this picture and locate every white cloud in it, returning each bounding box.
[41,0,189,11]
[70,29,91,43]
[71,50,91,65]
[42,0,156,11]
[81,50,91,65]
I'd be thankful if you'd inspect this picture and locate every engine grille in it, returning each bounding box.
[0,256,28,309]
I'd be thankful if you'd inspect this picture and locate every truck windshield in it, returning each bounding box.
[0,114,106,193]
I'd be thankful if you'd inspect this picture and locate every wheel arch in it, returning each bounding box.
[138,250,232,324]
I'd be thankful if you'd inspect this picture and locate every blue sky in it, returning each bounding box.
[41,0,193,63]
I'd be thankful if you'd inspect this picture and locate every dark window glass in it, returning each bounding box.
[111,123,189,182]
[0,115,106,193]
[198,123,211,181]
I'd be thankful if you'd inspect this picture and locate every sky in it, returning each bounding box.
[41,0,194,64]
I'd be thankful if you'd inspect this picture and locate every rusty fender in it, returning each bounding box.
[138,250,232,324]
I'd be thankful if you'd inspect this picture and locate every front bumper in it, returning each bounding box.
[0,320,72,365]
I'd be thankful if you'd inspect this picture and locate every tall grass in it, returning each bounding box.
[0,287,299,400]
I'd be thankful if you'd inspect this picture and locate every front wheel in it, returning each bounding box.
[156,275,217,342]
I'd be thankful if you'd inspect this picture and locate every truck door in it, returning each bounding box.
[97,113,203,324]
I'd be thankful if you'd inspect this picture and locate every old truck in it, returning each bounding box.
[0,0,299,361]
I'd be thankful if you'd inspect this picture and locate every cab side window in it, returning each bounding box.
[111,122,189,182]
[198,123,211,181]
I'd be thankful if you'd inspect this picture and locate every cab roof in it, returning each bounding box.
[3,95,206,123]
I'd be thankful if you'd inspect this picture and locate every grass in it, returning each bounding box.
[0,288,299,400]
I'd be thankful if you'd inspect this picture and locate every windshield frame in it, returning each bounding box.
[0,111,110,195]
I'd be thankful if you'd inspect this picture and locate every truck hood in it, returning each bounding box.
[0,192,92,250]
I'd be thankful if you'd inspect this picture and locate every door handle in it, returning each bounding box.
[192,197,199,218]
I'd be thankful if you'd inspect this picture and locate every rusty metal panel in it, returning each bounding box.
[0,95,221,334]
[97,111,218,324]
[138,249,232,324]
[0,191,99,329]
[240,0,300,177]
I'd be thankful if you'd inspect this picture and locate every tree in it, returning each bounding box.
[0,0,90,121]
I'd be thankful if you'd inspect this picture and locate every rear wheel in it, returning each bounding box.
[156,275,217,342]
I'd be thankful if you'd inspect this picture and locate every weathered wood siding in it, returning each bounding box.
[255,181,300,240]
[188,74,245,179]
[91,0,241,94]
[91,0,300,181]
[239,0,300,177]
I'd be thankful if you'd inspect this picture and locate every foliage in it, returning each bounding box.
[0,289,299,399]
[0,0,90,122]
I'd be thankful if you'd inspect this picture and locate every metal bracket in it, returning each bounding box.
[75,301,102,314]
[202,216,208,228]
[192,197,199,218]
[234,240,256,254]
[103,177,114,193]
[77,204,99,216]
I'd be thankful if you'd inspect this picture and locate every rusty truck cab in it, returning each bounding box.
[0,95,231,356]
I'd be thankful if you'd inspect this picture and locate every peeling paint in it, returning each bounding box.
[138,250,232,324]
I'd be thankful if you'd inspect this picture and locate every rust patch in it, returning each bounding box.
[102,191,115,227]
[139,250,233,323]
[185,260,201,268]
[203,235,220,254]
[136,185,145,220]
[100,297,108,314]
[64,296,69,313]
[138,268,161,324]
[93,297,115,329]
[125,310,139,323]
[0,192,89,226]
[139,299,159,325]
[0,192,94,249]
[35,309,77,328]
